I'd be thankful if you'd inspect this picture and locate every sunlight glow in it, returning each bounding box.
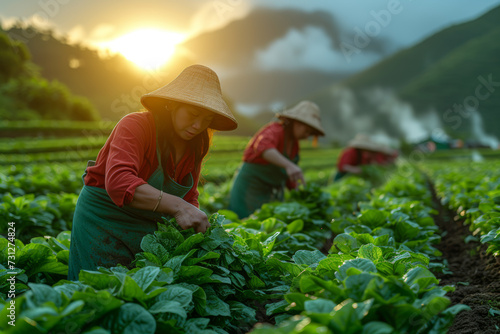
[107,29,186,70]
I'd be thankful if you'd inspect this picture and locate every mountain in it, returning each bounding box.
[0,30,99,121]
[399,26,500,137]
[181,8,343,68]
[343,5,500,90]
[2,25,173,121]
[6,5,499,142]
[2,4,398,134]
[308,5,500,144]
[1,25,258,134]
[180,7,387,108]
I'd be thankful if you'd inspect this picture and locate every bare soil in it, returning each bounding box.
[430,182,500,333]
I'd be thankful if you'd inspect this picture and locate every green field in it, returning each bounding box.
[1,130,499,333]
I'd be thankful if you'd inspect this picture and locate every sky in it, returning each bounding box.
[1,0,499,51]
[1,0,499,144]
[1,0,499,87]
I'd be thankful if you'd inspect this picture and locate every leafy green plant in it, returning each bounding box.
[0,232,69,300]
[0,214,289,333]
[0,193,77,242]
[427,162,500,259]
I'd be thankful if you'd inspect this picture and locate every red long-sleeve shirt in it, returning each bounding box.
[84,111,200,208]
[337,147,376,172]
[374,151,399,164]
[243,122,299,163]
[242,122,299,189]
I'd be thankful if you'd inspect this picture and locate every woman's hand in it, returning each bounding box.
[285,163,305,186]
[262,148,306,186]
[130,184,210,233]
[173,203,210,233]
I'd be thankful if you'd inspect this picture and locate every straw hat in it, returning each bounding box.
[348,134,395,155]
[141,64,238,131]
[276,101,325,136]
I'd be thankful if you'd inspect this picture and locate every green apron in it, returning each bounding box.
[68,153,193,281]
[228,153,299,219]
[333,171,347,181]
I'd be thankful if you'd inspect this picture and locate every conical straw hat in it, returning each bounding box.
[348,134,395,155]
[141,64,238,131]
[276,101,325,136]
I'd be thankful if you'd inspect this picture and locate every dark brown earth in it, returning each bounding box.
[430,182,500,334]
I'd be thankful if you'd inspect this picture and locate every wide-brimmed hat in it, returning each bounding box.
[348,134,395,155]
[276,101,325,136]
[141,64,238,131]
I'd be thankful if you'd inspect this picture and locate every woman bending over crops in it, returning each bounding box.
[334,134,398,181]
[68,65,237,281]
[228,101,324,219]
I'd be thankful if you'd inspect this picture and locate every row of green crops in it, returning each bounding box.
[0,144,340,244]
[0,216,291,334]
[0,180,354,302]
[0,149,101,165]
[0,137,339,186]
[0,164,83,244]
[0,120,115,138]
[420,148,500,161]
[0,193,77,243]
[0,164,84,197]
[0,128,325,152]
[252,164,467,333]
[0,162,469,333]
[423,161,500,260]
[0,135,250,155]
[0,163,366,245]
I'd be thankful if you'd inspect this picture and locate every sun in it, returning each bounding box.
[107,29,186,70]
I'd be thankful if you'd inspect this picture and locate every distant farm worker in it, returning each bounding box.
[228,101,325,219]
[374,148,399,165]
[334,134,398,181]
[68,65,238,280]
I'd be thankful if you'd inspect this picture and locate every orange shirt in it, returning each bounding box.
[84,112,200,208]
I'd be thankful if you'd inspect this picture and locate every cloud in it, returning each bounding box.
[66,25,85,44]
[0,15,19,29]
[254,26,381,73]
[255,26,340,72]
[235,103,264,116]
[310,85,450,144]
[220,68,349,106]
[235,100,286,117]
[60,23,118,50]
[189,0,252,35]
[469,109,498,148]
[90,24,116,40]
[23,13,56,31]
[361,88,441,142]
[182,8,344,68]
[1,13,56,31]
